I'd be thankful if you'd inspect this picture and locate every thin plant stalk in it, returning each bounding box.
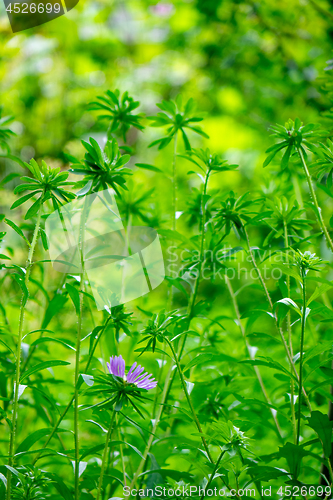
[297,148,333,253]
[85,281,105,362]
[199,450,225,500]
[167,130,179,311]
[74,274,84,500]
[283,220,297,443]
[243,225,311,411]
[96,407,117,500]
[224,275,282,438]
[165,337,213,463]
[32,315,112,466]
[295,149,333,482]
[179,168,211,360]
[172,131,178,232]
[130,168,212,484]
[187,171,210,316]
[104,413,125,499]
[6,196,44,500]
[297,275,307,445]
[73,194,90,500]
[117,415,126,487]
[157,169,212,441]
[129,365,174,488]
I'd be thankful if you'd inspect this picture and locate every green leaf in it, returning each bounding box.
[275,298,302,316]
[66,283,81,315]
[24,196,42,220]
[0,473,6,488]
[272,264,301,282]
[4,218,30,246]
[10,190,41,210]
[0,172,20,186]
[276,442,309,479]
[138,468,193,482]
[307,282,333,305]
[30,337,75,351]
[12,273,29,306]
[307,411,333,458]
[183,353,236,372]
[320,366,333,379]
[281,142,293,169]
[164,276,189,297]
[80,440,144,461]
[135,163,162,173]
[303,341,333,364]
[44,473,72,500]
[20,360,71,382]
[16,427,68,454]
[80,373,94,387]
[42,294,68,329]
[240,357,295,379]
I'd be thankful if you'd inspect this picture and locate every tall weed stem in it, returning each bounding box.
[96,406,117,500]
[297,276,307,445]
[6,195,44,500]
[297,148,333,253]
[243,225,311,411]
[283,221,297,442]
[33,315,112,465]
[224,275,282,438]
[165,337,213,463]
[129,366,173,488]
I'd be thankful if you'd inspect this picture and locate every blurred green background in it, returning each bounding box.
[1,0,333,159]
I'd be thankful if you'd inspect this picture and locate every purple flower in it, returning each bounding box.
[107,355,157,390]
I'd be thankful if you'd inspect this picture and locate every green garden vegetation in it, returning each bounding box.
[1,1,333,499]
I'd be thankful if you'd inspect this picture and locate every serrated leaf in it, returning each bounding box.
[307,411,333,458]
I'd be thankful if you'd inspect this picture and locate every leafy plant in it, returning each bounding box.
[1,77,333,500]
[89,90,144,142]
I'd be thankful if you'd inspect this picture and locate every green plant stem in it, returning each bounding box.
[32,316,112,466]
[297,148,333,253]
[199,450,225,500]
[179,169,211,362]
[117,415,126,487]
[20,269,71,377]
[129,365,174,488]
[172,131,178,232]
[160,169,211,433]
[6,198,44,500]
[96,407,117,500]
[131,168,211,487]
[243,225,311,411]
[297,276,307,445]
[165,337,213,463]
[73,193,91,500]
[152,343,167,416]
[224,275,282,439]
[167,131,179,311]
[283,221,297,443]
[187,170,210,318]
[74,274,84,500]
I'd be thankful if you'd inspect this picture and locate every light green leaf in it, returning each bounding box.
[20,360,71,382]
